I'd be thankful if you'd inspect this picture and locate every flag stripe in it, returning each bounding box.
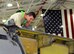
[69,9,74,39]
[67,9,72,39]
[61,10,67,38]
[64,10,69,38]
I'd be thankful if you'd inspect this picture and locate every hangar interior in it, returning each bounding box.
[0,0,74,54]
[0,0,74,32]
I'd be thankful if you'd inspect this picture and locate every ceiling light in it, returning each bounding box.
[60,25,63,28]
[34,26,37,28]
[32,28,35,31]
[52,33,56,35]
[40,14,44,17]
[7,3,13,7]
[58,34,61,36]
[47,33,50,34]
[2,19,6,23]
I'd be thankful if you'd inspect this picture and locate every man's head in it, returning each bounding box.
[16,10,36,21]
[25,12,36,21]
[24,12,36,27]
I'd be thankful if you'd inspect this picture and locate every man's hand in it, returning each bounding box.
[25,19,33,27]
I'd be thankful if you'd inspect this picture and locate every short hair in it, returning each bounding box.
[26,12,36,19]
[16,10,36,18]
[16,10,25,13]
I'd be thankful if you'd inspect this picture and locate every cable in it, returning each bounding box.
[26,0,35,13]
[33,0,52,26]
[15,0,20,9]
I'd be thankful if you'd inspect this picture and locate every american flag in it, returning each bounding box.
[42,9,74,39]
